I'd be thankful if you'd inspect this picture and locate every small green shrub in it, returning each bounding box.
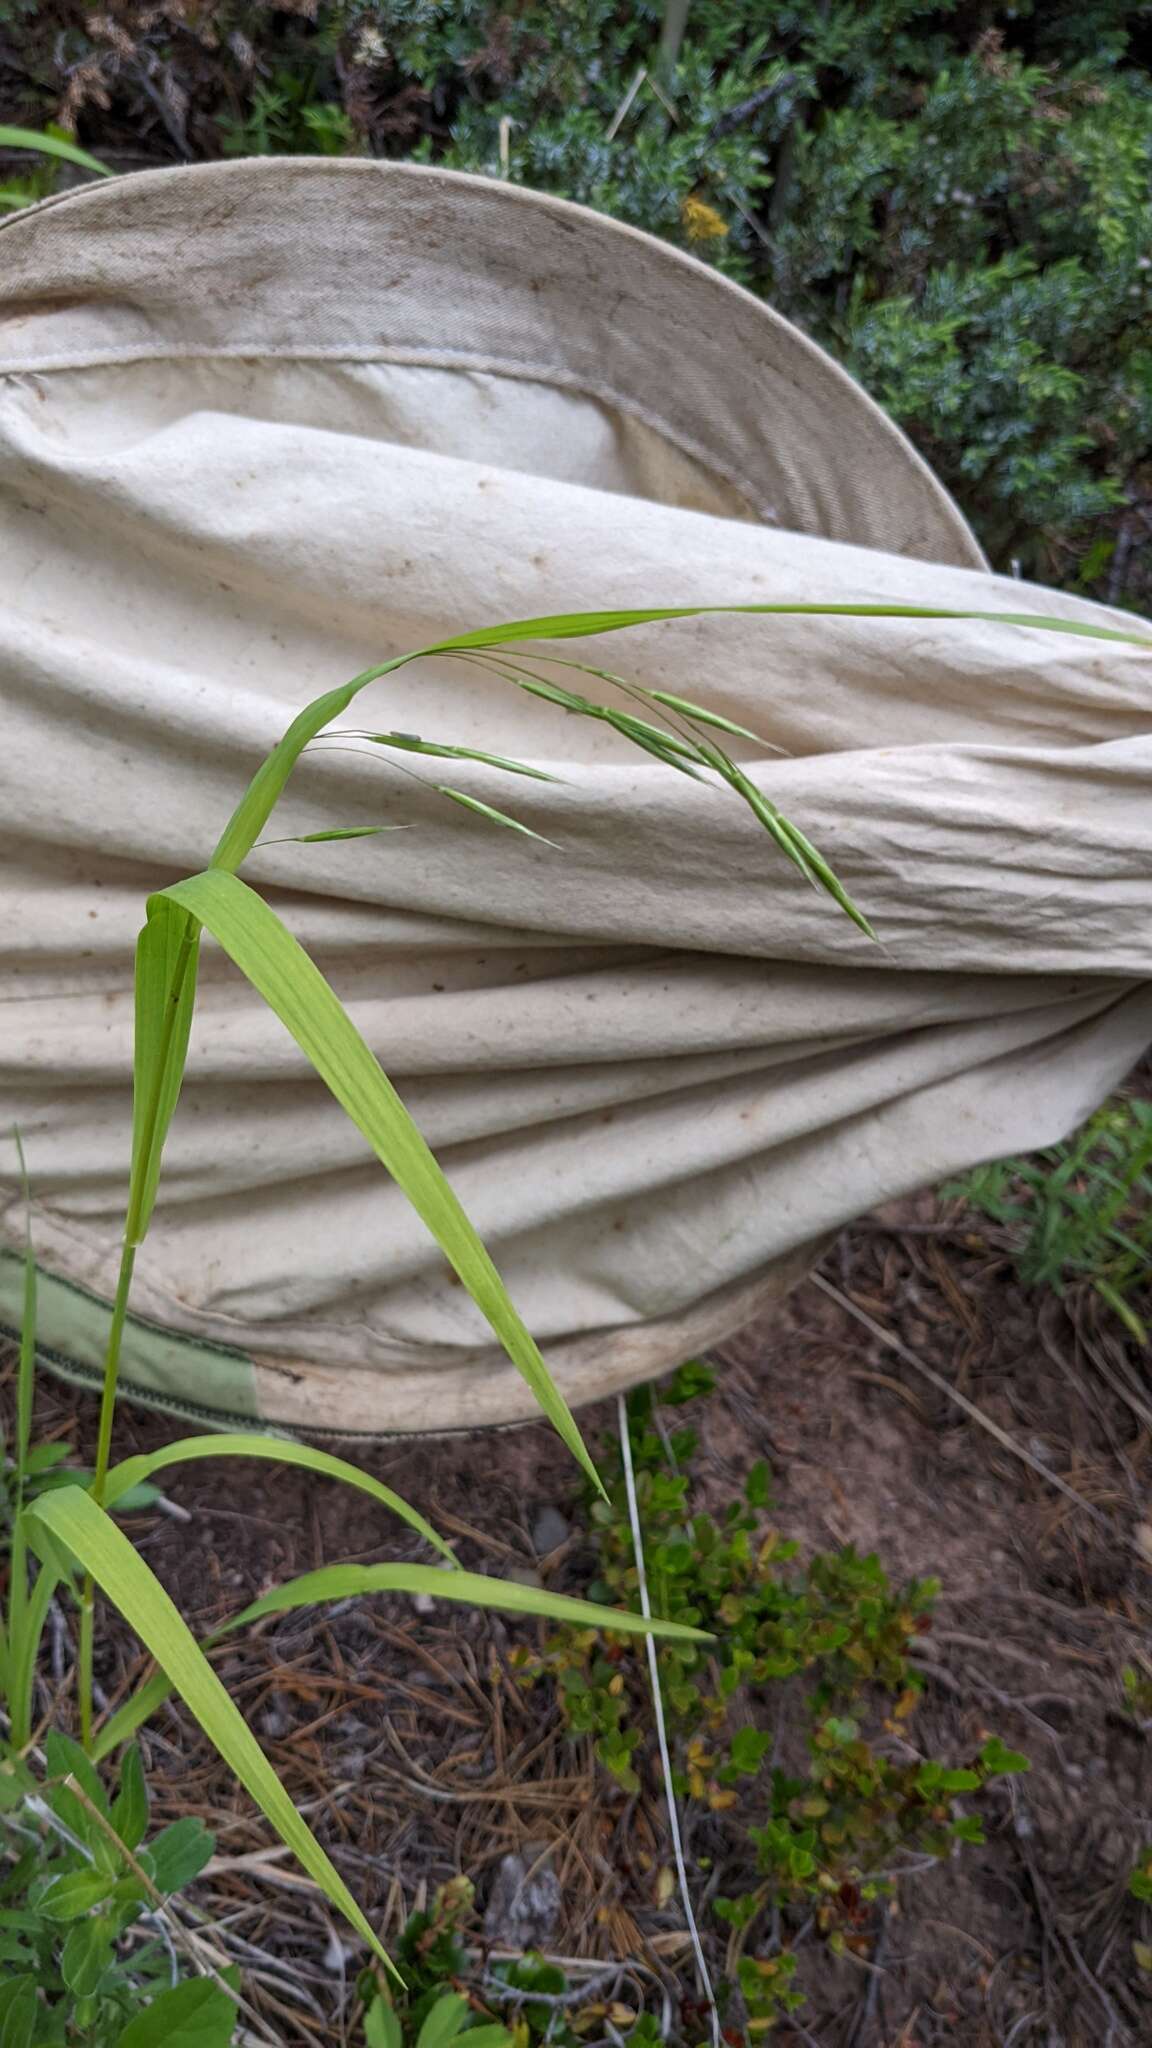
[517,1364,1028,2034]
[956,1095,1152,1342]
[359,1880,666,2048]
[360,1880,513,2048]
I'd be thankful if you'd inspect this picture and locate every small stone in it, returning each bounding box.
[484,1846,561,1948]
[323,1928,357,1973]
[507,1564,543,1589]
[531,1506,571,1556]
[258,1695,291,1739]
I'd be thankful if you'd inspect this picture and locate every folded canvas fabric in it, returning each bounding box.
[0,158,1148,1435]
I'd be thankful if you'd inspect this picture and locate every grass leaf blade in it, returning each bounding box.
[156,870,602,1496]
[0,125,112,177]
[101,1436,456,1564]
[25,1486,397,1975]
[128,902,200,1245]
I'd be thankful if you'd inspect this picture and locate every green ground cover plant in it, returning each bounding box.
[517,1364,1029,2035]
[956,1095,1152,1343]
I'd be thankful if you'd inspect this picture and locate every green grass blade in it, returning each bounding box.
[7,1133,36,1664]
[429,603,1152,650]
[222,1562,712,1639]
[434,786,561,847]
[209,599,1145,883]
[156,869,602,1496]
[127,903,200,1246]
[92,1666,173,1763]
[259,825,411,845]
[8,1559,63,1748]
[358,732,561,782]
[101,1436,456,1564]
[0,125,112,177]
[25,1486,397,1976]
[211,672,412,872]
[94,1558,709,1761]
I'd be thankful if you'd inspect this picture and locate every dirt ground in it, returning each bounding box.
[6,1192,1152,2048]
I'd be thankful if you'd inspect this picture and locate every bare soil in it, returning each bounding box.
[6,1195,1152,2048]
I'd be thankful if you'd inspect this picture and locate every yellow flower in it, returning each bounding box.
[681,193,729,242]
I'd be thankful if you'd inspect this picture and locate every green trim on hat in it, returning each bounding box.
[0,1249,260,1429]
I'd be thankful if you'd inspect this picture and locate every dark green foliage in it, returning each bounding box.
[358,1884,662,2048]
[356,1879,515,2048]
[3,5,1150,604]
[955,1095,1152,1342]
[0,1739,232,2044]
[515,1366,1027,2034]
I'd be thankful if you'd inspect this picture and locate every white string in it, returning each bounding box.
[617,1393,721,2048]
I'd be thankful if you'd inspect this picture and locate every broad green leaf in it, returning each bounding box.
[37,1870,114,1922]
[128,902,201,1244]
[980,1736,1030,1776]
[114,1977,237,2048]
[0,126,111,177]
[417,1994,470,2048]
[26,1487,395,1976]
[0,1977,36,2048]
[109,1743,149,1851]
[435,786,560,847]
[61,1916,111,1997]
[45,1729,116,1867]
[45,1730,108,1819]
[142,1816,214,1895]
[226,1561,711,1639]
[155,870,601,1495]
[24,1443,72,1474]
[101,1435,455,1565]
[360,731,560,781]
[364,2001,403,2048]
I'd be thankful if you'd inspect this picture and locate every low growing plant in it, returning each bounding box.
[0,1732,234,2044]
[519,1365,1029,2033]
[0,122,110,210]
[358,1880,664,2048]
[955,1094,1152,1343]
